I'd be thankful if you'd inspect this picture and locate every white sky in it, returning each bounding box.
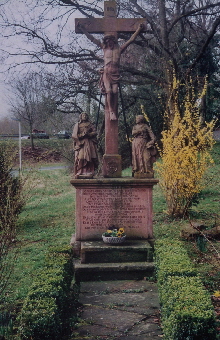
[0,0,103,119]
[0,84,10,118]
[0,0,152,119]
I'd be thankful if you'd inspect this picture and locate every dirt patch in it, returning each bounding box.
[21,146,62,163]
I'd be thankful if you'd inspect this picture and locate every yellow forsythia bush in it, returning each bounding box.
[156,81,215,217]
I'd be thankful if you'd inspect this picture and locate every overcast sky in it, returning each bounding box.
[0,0,97,119]
[0,0,152,120]
[0,83,9,118]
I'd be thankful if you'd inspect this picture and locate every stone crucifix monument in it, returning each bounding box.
[75,0,146,177]
[71,1,158,260]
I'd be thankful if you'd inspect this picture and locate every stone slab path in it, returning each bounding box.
[71,280,163,339]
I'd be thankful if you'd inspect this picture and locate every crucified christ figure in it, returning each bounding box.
[77,23,144,120]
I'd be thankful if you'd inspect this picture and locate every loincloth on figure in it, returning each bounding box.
[99,62,120,94]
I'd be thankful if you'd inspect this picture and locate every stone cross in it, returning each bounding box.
[75,1,146,177]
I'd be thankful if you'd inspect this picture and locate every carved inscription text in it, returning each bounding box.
[81,187,148,234]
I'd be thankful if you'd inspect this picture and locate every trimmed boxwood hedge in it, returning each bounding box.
[155,239,198,285]
[19,297,61,340]
[18,246,78,340]
[155,238,217,340]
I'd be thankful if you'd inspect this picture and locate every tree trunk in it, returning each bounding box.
[29,122,35,150]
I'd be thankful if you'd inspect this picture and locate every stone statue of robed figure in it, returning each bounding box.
[132,115,157,178]
[72,112,98,179]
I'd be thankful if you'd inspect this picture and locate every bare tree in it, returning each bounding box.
[0,117,18,134]
[1,0,220,125]
[8,71,65,148]
[9,73,43,149]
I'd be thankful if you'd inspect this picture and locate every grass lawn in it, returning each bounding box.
[0,140,219,338]
[2,167,75,307]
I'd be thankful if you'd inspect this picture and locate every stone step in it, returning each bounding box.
[74,260,155,282]
[80,240,154,264]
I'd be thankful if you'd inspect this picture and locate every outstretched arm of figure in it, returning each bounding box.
[120,23,144,53]
[76,22,102,48]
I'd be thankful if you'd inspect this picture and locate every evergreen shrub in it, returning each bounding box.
[155,238,217,339]
[0,142,26,298]
[18,246,78,340]
[161,276,217,340]
[155,239,197,285]
[19,297,61,340]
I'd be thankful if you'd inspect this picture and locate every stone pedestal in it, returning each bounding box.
[71,177,158,281]
[73,240,155,282]
[70,177,158,243]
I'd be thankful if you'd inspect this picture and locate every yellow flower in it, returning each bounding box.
[140,104,150,122]
[213,291,220,298]
[155,76,215,217]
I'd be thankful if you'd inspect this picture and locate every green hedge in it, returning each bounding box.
[155,239,198,285]
[155,238,217,340]
[18,246,78,340]
[19,298,61,340]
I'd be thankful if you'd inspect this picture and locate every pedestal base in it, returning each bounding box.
[134,172,154,179]
[71,239,155,282]
[70,177,158,242]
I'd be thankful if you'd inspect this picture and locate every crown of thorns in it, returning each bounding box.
[103,35,117,43]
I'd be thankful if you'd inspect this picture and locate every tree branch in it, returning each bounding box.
[58,0,103,17]
[168,2,220,34]
[186,15,220,77]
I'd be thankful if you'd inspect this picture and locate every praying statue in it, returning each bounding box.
[132,115,157,178]
[72,112,98,178]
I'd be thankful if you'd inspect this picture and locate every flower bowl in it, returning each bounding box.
[102,235,126,244]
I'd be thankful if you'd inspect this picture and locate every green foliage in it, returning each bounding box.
[1,167,75,307]
[155,238,217,339]
[18,246,78,340]
[0,142,26,297]
[0,141,24,231]
[196,235,207,252]
[0,311,13,339]
[211,141,220,165]
[155,239,197,285]
[161,276,217,340]
[19,298,61,340]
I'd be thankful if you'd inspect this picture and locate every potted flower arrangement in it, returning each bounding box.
[102,226,126,244]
